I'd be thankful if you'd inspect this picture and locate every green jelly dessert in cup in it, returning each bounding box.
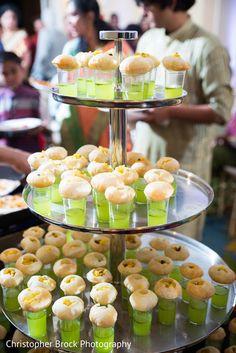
[77,67,87,97]
[91,172,124,223]
[90,282,118,306]
[59,176,91,226]
[105,185,135,228]
[113,165,139,212]
[130,288,158,336]
[87,161,113,178]
[53,296,84,346]
[162,52,190,99]
[76,51,94,97]
[18,286,52,338]
[144,168,174,187]
[118,259,142,301]
[165,243,190,283]
[22,225,45,240]
[27,275,56,317]
[137,247,157,282]
[87,267,112,290]
[20,236,41,255]
[148,255,173,289]
[131,161,152,204]
[88,52,118,100]
[36,245,60,279]
[179,262,204,303]
[90,304,117,353]
[0,248,22,268]
[60,274,86,298]
[38,147,68,203]
[208,264,235,309]
[52,54,78,97]
[62,239,87,276]
[125,234,141,259]
[0,267,24,312]
[124,274,149,317]
[138,52,160,99]
[144,181,174,226]
[53,258,77,285]
[56,66,77,97]
[15,253,42,288]
[186,278,215,325]
[94,71,115,100]
[26,170,55,217]
[149,237,171,257]
[27,274,56,292]
[120,53,153,101]
[89,236,110,268]
[154,278,182,325]
[44,230,67,258]
[70,231,92,255]
[156,157,180,198]
[83,252,107,276]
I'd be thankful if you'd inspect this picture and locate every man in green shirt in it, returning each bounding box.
[130,0,233,238]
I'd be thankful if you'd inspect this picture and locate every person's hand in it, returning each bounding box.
[8,148,30,174]
[128,108,171,125]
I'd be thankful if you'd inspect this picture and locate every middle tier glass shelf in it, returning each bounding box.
[23,169,213,235]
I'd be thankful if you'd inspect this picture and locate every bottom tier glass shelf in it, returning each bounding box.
[1,231,235,353]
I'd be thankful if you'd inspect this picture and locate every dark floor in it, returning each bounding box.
[203,214,229,256]
[202,214,236,271]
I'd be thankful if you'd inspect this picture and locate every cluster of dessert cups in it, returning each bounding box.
[0,227,234,349]
[26,145,180,228]
[0,225,118,352]
[52,50,190,100]
[118,233,235,333]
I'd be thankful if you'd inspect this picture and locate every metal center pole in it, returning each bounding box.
[109,108,127,168]
[99,31,138,283]
[110,38,126,283]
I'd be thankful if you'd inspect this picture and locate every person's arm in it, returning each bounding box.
[0,147,30,174]
[128,104,225,125]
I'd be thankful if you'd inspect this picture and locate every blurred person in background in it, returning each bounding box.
[31,9,66,81]
[0,52,44,152]
[125,24,142,51]
[59,0,132,153]
[212,111,236,175]
[110,13,121,30]
[63,0,113,55]
[64,14,77,41]
[140,11,155,32]
[129,0,233,239]
[24,17,44,74]
[0,25,4,52]
[0,4,28,63]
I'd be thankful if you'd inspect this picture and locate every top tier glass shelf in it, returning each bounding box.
[52,88,187,109]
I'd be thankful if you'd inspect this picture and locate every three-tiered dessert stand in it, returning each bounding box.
[2,31,236,353]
